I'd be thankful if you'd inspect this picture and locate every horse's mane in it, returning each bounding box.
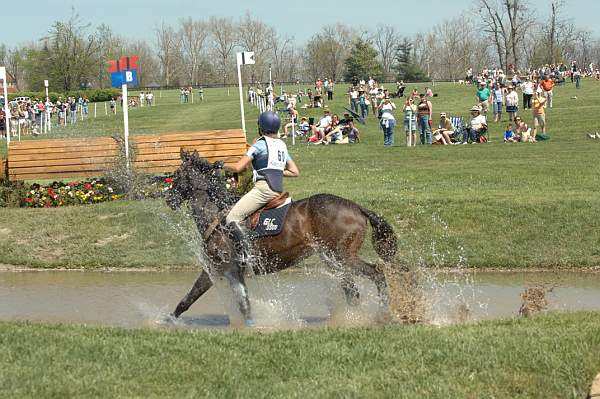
[187,154,239,210]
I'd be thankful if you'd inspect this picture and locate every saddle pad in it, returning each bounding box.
[250,200,292,237]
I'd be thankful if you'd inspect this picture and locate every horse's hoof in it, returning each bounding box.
[244,319,257,328]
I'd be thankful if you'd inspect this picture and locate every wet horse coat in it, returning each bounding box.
[166,151,398,325]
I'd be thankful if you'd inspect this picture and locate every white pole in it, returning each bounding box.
[104,102,107,115]
[80,104,83,121]
[291,112,296,146]
[236,57,247,138]
[1,67,10,147]
[122,84,130,166]
[407,111,413,147]
[191,90,194,104]
[94,103,97,118]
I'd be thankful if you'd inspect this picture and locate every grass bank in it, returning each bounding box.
[0,82,599,268]
[0,312,599,398]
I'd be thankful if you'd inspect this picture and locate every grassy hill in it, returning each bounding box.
[0,81,599,268]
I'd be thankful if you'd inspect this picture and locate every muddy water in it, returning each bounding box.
[0,270,599,329]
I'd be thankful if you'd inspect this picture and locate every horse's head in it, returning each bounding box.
[166,150,216,210]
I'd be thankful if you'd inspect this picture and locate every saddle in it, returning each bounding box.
[247,192,292,237]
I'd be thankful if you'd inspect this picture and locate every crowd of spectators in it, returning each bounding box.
[0,96,95,138]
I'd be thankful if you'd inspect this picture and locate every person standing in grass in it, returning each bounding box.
[417,93,432,144]
[492,83,504,122]
[403,97,417,146]
[358,90,369,119]
[476,81,491,115]
[541,75,555,108]
[521,79,534,109]
[349,87,359,113]
[532,91,546,141]
[505,85,519,122]
[379,96,396,146]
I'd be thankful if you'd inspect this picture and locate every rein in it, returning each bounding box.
[203,208,229,240]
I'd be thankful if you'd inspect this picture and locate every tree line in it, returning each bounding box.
[1,0,598,92]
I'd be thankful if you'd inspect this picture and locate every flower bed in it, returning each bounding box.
[21,177,174,208]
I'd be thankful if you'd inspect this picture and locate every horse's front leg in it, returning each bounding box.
[172,270,213,318]
[223,264,254,327]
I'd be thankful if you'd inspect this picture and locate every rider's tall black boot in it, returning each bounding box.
[226,222,252,265]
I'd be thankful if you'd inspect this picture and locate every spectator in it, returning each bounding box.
[532,91,546,141]
[504,123,518,142]
[326,81,334,101]
[308,110,332,142]
[416,93,433,144]
[476,81,491,115]
[574,69,582,89]
[462,105,487,144]
[358,90,369,119]
[491,83,504,122]
[432,112,455,145]
[109,98,117,115]
[425,87,434,97]
[514,116,531,142]
[349,87,359,113]
[69,99,77,124]
[395,81,406,97]
[505,85,519,122]
[403,97,417,147]
[378,97,396,147]
[541,75,555,108]
[521,78,534,109]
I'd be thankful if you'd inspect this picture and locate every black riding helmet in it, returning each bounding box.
[257,111,280,135]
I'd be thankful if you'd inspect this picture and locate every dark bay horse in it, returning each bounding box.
[166,151,398,325]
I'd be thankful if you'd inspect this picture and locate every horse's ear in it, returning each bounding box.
[180,148,189,161]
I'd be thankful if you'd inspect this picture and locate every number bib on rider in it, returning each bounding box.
[252,136,288,193]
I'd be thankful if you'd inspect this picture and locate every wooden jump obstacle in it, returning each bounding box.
[5,129,247,181]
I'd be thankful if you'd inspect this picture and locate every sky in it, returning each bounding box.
[2,0,599,47]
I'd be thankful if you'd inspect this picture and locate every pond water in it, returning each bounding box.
[1,269,599,329]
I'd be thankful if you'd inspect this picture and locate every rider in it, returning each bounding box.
[221,111,299,263]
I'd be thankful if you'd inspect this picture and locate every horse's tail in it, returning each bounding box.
[360,207,397,262]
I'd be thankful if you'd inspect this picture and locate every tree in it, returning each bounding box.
[372,25,399,80]
[155,22,182,87]
[27,13,102,91]
[477,0,531,70]
[395,38,428,82]
[343,38,383,84]
[180,18,209,86]
[305,24,356,82]
[209,17,238,86]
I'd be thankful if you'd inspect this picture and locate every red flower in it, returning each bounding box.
[44,201,52,208]
[84,183,93,191]
[47,187,55,195]
[24,197,33,203]
[164,177,173,184]
[68,181,79,187]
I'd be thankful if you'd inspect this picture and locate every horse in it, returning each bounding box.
[165,150,399,326]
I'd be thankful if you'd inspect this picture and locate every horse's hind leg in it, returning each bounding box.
[341,275,361,306]
[224,266,254,326]
[350,258,389,307]
[172,270,213,318]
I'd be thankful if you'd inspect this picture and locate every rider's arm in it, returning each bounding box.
[224,155,252,174]
[284,160,299,177]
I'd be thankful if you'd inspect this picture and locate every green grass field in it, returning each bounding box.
[1,312,599,398]
[0,81,599,269]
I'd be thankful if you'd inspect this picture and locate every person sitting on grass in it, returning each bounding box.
[320,114,341,144]
[432,113,455,145]
[514,116,531,142]
[503,123,518,142]
[307,110,332,143]
[462,105,488,144]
